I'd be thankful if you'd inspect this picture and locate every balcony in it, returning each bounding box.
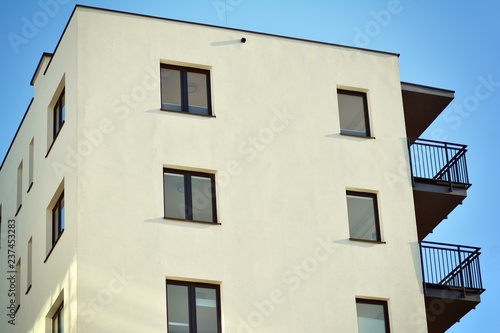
[420,241,485,333]
[401,82,454,139]
[408,138,470,240]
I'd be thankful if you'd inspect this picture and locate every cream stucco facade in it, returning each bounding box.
[1,5,474,333]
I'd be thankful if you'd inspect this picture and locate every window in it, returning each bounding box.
[52,303,64,333]
[28,139,34,191]
[15,258,21,311]
[52,192,65,246]
[166,280,221,333]
[27,238,32,293]
[53,89,65,139]
[161,64,212,116]
[356,299,390,333]
[346,191,381,242]
[0,204,2,248]
[16,161,23,214]
[338,89,370,137]
[163,169,217,223]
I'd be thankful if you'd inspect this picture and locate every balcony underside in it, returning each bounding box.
[425,285,482,333]
[413,180,467,240]
[401,82,454,139]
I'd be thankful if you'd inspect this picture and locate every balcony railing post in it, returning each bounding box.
[477,251,484,290]
[443,142,454,191]
[457,246,466,297]
[419,242,427,294]
[408,138,415,187]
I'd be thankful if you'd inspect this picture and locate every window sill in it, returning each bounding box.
[25,284,32,295]
[340,132,375,139]
[27,182,33,193]
[349,238,386,244]
[15,204,22,217]
[45,121,65,158]
[160,108,216,118]
[163,217,221,225]
[44,230,65,263]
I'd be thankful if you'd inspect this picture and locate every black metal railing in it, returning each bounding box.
[420,241,484,295]
[408,138,470,189]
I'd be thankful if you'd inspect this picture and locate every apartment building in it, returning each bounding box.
[0,5,484,333]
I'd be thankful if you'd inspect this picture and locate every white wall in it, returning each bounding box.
[73,8,426,333]
[0,7,428,333]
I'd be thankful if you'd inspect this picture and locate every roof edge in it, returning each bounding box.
[30,52,53,86]
[73,4,400,56]
[41,4,400,89]
[401,81,455,97]
[0,99,34,171]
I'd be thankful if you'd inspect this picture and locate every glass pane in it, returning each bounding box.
[59,306,64,333]
[195,287,218,333]
[347,194,377,241]
[338,92,367,135]
[187,71,209,115]
[167,284,190,333]
[164,173,186,220]
[59,195,65,232]
[60,93,65,123]
[191,176,214,222]
[161,68,182,111]
[356,302,387,333]
[52,208,59,244]
[52,316,58,333]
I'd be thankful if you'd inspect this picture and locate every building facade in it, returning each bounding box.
[0,5,484,333]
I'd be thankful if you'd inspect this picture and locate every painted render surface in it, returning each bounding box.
[0,6,428,332]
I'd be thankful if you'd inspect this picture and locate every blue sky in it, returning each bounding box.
[0,0,499,331]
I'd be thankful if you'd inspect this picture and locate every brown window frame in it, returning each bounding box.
[160,64,212,116]
[346,191,382,242]
[163,168,218,224]
[53,89,65,139]
[52,302,64,333]
[337,89,371,137]
[355,298,390,333]
[166,280,222,333]
[52,192,64,246]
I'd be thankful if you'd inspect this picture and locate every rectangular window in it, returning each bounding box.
[0,204,2,248]
[338,89,370,137]
[163,169,217,223]
[52,303,64,333]
[16,161,23,214]
[166,280,221,333]
[53,89,65,139]
[27,238,32,292]
[161,64,212,116]
[52,192,65,246]
[347,191,381,242]
[28,139,34,191]
[356,299,390,333]
[15,258,21,311]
